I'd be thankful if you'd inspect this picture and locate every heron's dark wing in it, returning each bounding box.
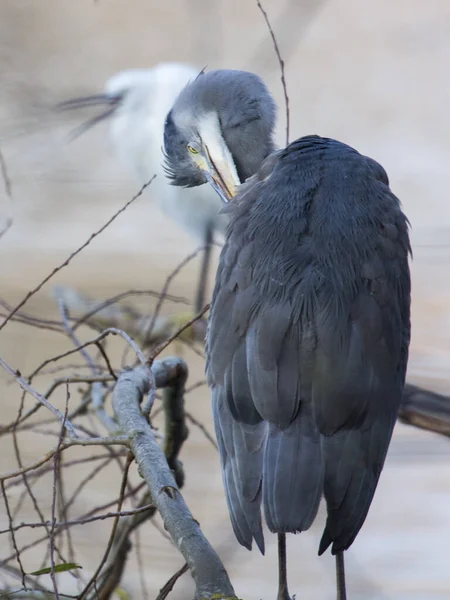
[300,140,411,556]
[206,149,325,548]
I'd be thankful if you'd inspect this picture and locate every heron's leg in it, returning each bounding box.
[194,223,214,314]
[277,533,292,600]
[336,551,347,600]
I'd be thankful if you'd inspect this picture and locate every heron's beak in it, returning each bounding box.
[200,145,240,203]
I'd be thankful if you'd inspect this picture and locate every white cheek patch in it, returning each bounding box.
[197,112,240,184]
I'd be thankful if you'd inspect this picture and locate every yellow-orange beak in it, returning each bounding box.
[200,145,240,203]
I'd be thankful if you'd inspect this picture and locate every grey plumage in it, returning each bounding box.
[163,69,411,596]
[206,135,410,555]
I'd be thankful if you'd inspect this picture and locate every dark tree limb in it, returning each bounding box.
[399,383,450,438]
[112,360,237,600]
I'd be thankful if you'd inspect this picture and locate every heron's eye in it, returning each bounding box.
[187,144,199,155]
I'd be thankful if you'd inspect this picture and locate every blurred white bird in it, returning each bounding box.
[58,62,228,312]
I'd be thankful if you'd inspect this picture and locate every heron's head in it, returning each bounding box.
[163,69,277,202]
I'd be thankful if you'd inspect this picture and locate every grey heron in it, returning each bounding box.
[58,62,227,313]
[163,69,411,599]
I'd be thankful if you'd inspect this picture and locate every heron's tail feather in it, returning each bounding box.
[318,413,396,555]
[263,408,323,534]
[212,387,266,553]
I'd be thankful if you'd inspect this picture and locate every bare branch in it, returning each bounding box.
[112,362,236,599]
[255,0,290,145]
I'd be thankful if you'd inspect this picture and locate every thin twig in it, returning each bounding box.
[56,444,77,577]
[0,218,12,240]
[0,356,77,437]
[255,0,290,145]
[1,481,27,589]
[104,328,146,365]
[57,298,96,372]
[70,288,188,332]
[0,299,62,328]
[0,309,62,332]
[91,382,119,433]
[1,485,147,565]
[0,178,154,333]
[0,436,130,482]
[78,453,134,599]
[0,376,114,436]
[27,331,116,383]
[64,457,112,515]
[10,418,70,573]
[134,529,148,600]
[155,563,189,600]
[148,304,210,362]
[0,504,155,535]
[146,245,208,340]
[49,401,70,600]
[185,411,218,451]
[4,453,117,492]
[0,146,13,239]
[0,146,12,197]
[94,342,117,380]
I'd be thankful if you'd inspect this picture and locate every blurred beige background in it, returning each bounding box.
[0,1,450,598]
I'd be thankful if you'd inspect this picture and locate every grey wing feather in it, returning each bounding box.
[263,406,323,534]
[311,171,411,554]
[212,386,266,553]
[318,413,397,555]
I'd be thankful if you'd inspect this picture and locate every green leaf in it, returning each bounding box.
[115,587,131,600]
[29,563,82,576]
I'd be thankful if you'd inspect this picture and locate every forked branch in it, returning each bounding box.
[112,361,236,600]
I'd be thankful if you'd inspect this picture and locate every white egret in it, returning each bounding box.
[59,62,227,312]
